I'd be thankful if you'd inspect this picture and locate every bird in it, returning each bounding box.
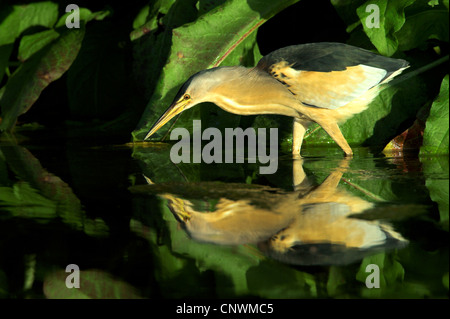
[144,42,409,156]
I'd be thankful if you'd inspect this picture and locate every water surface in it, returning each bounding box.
[0,130,448,299]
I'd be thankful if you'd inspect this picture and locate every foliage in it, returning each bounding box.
[0,2,109,131]
[420,75,449,155]
[0,137,109,236]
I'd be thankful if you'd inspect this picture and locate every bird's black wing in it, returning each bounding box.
[257,42,409,78]
[257,43,409,109]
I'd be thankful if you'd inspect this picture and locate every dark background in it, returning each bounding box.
[6,0,351,130]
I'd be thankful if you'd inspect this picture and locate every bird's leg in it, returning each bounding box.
[292,157,305,189]
[292,118,308,155]
[316,120,353,156]
[303,158,350,201]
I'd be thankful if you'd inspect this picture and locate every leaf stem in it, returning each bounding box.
[212,20,266,67]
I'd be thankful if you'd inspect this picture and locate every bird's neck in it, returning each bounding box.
[209,69,301,118]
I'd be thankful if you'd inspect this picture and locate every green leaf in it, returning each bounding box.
[130,0,177,40]
[0,44,13,83]
[132,4,151,30]
[0,27,84,131]
[43,269,143,299]
[420,75,449,155]
[0,1,58,46]
[357,0,416,56]
[421,155,449,230]
[0,182,58,221]
[443,272,449,290]
[18,29,60,61]
[303,157,397,202]
[247,261,317,298]
[132,0,300,141]
[130,0,199,102]
[326,266,347,297]
[132,141,250,184]
[397,3,449,51]
[426,177,449,228]
[132,143,201,183]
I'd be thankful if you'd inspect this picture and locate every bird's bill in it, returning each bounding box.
[144,99,190,140]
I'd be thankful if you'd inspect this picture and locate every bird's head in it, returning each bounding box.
[144,67,245,140]
[144,67,232,140]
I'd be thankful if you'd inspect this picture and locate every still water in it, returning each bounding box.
[0,130,448,299]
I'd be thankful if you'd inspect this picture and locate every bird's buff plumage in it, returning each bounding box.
[144,42,409,156]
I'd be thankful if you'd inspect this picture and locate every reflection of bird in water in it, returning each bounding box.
[133,159,408,265]
[277,159,383,249]
[144,42,409,156]
[259,159,407,265]
[142,176,295,245]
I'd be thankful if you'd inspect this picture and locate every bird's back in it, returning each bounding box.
[258,42,409,81]
[257,42,409,111]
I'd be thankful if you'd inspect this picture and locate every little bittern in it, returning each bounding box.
[144,42,409,155]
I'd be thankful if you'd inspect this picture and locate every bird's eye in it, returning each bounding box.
[183,94,191,100]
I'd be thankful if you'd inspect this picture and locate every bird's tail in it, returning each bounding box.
[385,55,449,86]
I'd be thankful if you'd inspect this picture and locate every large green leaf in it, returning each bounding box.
[16,7,107,62]
[0,1,58,46]
[0,6,110,131]
[132,0,300,141]
[17,29,60,62]
[356,0,416,56]
[0,27,85,131]
[0,1,58,84]
[131,0,200,102]
[397,2,449,51]
[420,75,449,155]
